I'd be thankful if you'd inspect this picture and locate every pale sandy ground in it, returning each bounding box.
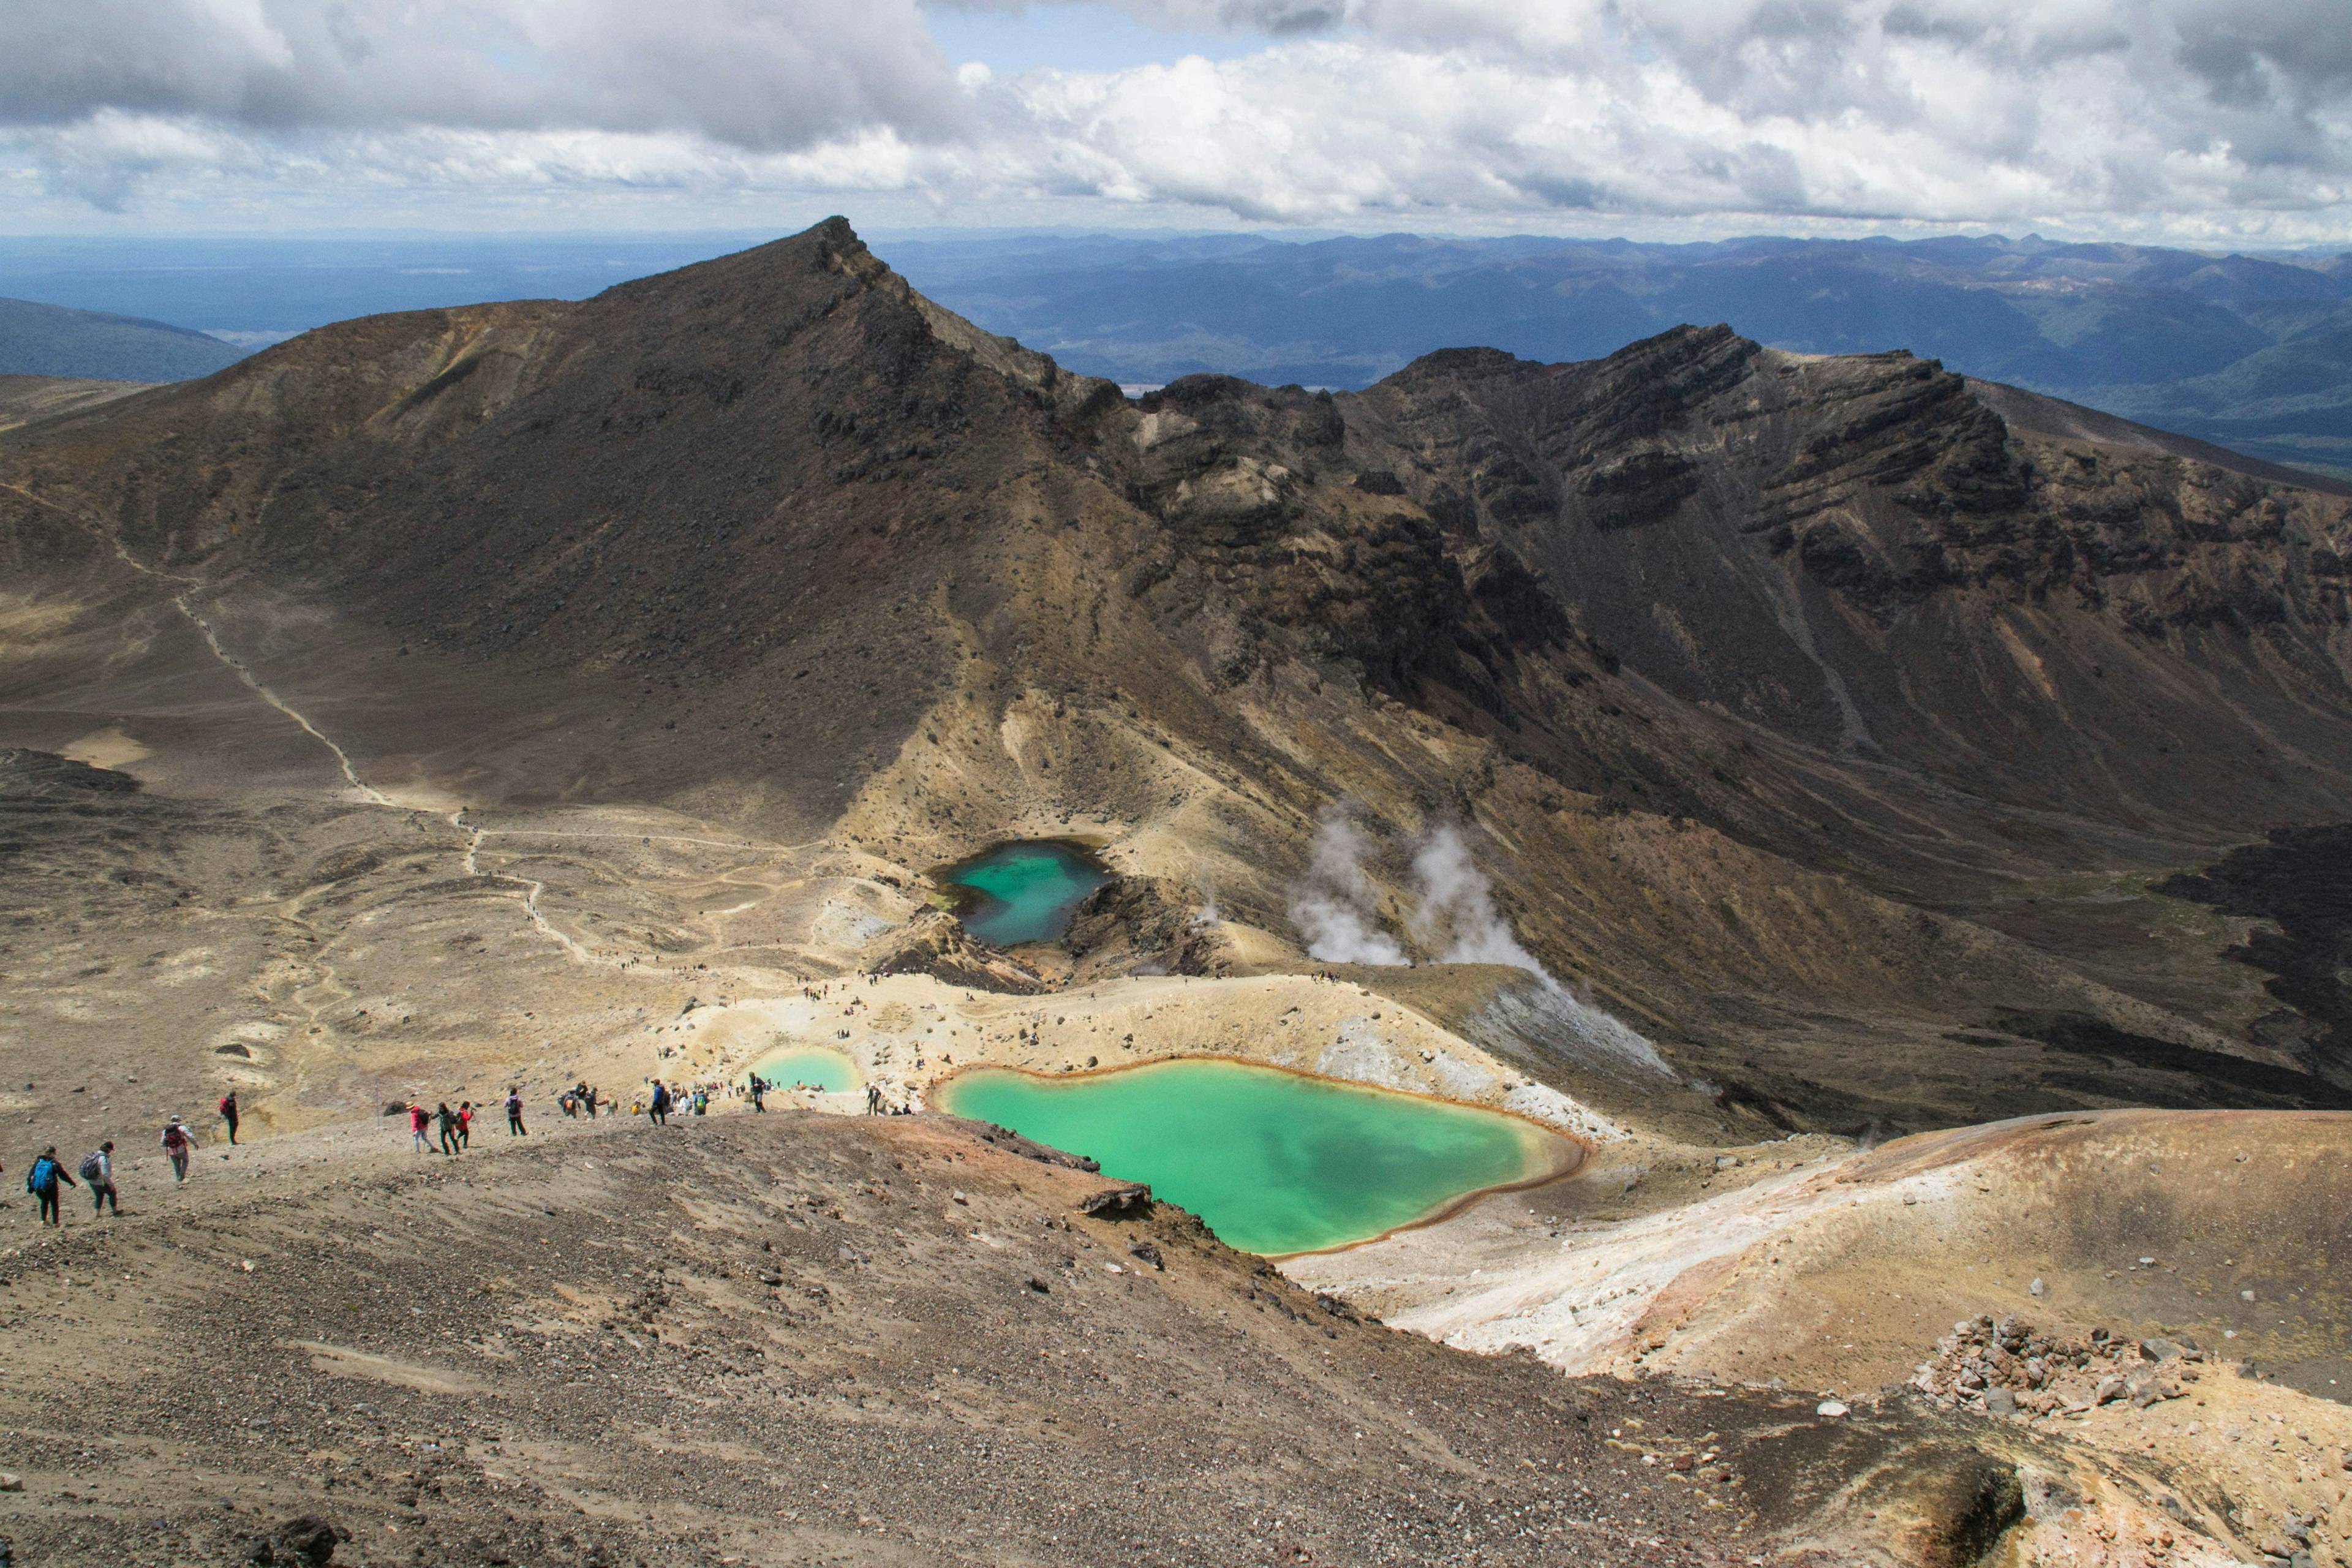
[1294,1107,2352,1567]
[665,970,1623,1142]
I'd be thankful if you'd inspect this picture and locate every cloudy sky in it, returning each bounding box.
[4,0,2350,241]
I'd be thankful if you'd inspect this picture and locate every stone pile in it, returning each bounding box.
[1910,1314,2201,1417]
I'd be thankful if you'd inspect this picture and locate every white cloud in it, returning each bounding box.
[2,0,967,148]
[5,0,2351,238]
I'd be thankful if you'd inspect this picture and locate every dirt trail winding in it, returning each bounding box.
[451,808,599,964]
[175,597,392,805]
[0,481,651,974]
[1,479,387,803]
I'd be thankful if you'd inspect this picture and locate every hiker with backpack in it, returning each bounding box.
[79,1142,119,1215]
[647,1080,671,1126]
[436,1102,461,1155]
[160,1117,197,1183]
[219,1090,240,1146]
[506,1087,526,1136]
[407,1102,431,1153]
[747,1072,767,1112]
[456,1102,474,1149]
[26,1146,75,1224]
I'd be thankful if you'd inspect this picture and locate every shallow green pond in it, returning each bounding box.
[940,840,1113,947]
[935,1059,1567,1255]
[745,1046,859,1094]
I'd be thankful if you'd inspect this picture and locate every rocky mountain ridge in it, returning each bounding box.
[5,218,2351,1129]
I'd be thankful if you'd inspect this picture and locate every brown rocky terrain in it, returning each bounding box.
[0,1102,2292,1568]
[4,217,2352,1566]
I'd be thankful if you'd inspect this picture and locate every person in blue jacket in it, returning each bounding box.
[24,1145,76,1226]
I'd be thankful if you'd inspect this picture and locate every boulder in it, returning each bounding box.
[1077,1182,1153,1216]
[246,1517,351,1566]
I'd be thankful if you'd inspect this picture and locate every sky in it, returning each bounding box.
[4,0,2351,244]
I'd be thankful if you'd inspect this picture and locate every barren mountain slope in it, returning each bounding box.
[5,217,2352,1136]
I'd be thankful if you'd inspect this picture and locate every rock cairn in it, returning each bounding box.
[1910,1315,2199,1417]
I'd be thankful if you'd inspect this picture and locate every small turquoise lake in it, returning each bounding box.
[940,840,1113,947]
[935,1059,1571,1255]
[745,1046,859,1093]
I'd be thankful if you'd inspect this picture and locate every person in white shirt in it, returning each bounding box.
[80,1141,119,1215]
[160,1117,197,1183]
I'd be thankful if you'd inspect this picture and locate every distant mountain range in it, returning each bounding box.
[888,232,2352,480]
[0,295,245,382]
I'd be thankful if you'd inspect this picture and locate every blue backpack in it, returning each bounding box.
[26,1155,58,1193]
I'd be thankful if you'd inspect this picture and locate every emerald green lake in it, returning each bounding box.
[935,1059,1567,1255]
[941,840,1112,946]
[745,1047,859,1093]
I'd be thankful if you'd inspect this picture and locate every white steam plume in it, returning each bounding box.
[1292,815,1674,1077]
[1289,812,1409,965]
[1406,824,1548,970]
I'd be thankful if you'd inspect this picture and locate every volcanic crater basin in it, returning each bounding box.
[936,839,1113,947]
[934,1056,1580,1255]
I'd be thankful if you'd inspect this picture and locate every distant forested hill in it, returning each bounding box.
[886,232,2352,480]
[0,296,245,382]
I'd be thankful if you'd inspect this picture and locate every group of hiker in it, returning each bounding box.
[641,1079,714,1123]
[639,1077,768,1122]
[640,1070,892,1123]
[20,1145,106,1224]
[401,1087,535,1155]
[17,1090,238,1226]
[21,1037,910,1223]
